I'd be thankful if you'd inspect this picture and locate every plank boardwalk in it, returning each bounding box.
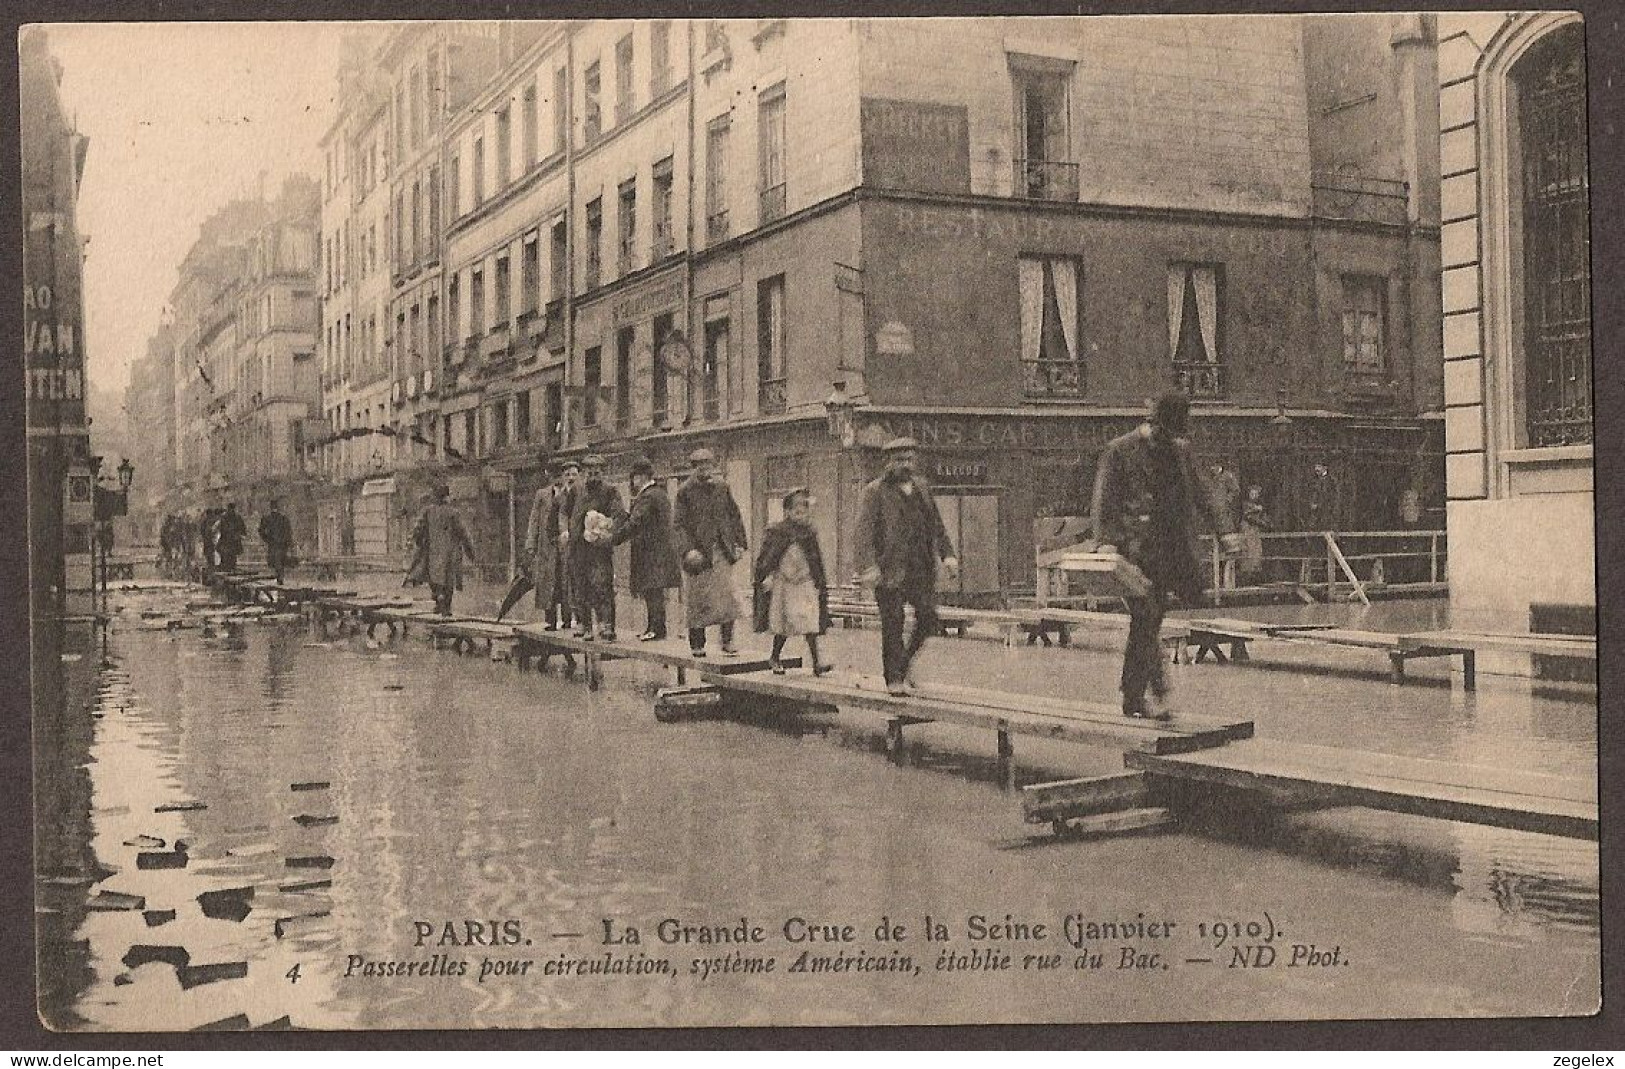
[1126,738,1597,841]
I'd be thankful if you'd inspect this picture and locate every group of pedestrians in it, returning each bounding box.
[403,389,1246,716]
[156,500,294,580]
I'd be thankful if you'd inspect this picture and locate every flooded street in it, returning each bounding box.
[38,586,1599,1031]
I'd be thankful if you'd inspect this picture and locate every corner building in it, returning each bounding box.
[385,16,1447,601]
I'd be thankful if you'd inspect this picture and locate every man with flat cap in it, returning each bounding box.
[855,437,958,696]
[568,454,627,640]
[673,447,748,657]
[613,456,680,641]
[1093,391,1239,719]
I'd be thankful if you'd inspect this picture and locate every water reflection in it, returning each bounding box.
[38,588,1601,1030]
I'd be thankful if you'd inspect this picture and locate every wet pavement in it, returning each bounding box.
[35,581,1599,1030]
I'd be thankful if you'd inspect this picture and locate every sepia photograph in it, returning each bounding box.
[22,11,1600,1034]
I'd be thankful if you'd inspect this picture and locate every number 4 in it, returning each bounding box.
[286,963,302,985]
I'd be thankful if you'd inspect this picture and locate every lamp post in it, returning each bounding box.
[823,379,857,447]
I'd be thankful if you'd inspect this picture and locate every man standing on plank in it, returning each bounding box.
[673,447,747,658]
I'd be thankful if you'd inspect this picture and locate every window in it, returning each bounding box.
[496,104,512,188]
[448,154,460,219]
[494,252,511,326]
[615,34,635,123]
[448,274,460,344]
[616,326,634,429]
[409,66,423,149]
[702,316,728,422]
[758,85,787,223]
[521,232,540,317]
[491,399,509,451]
[1516,24,1591,446]
[652,157,674,259]
[470,266,486,337]
[651,22,671,97]
[585,197,603,289]
[473,136,486,205]
[515,389,531,442]
[652,311,673,425]
[552,67,568,155]
[583,346,602,427]
[522,86,538,169]
[550,218,568,303]
[584,60,602,142]
[394,84,406,160]
[410,180,422,267]
[545,381,563,447]
[706,116,731,243]
[757,275,786,413]
[427,166,440,250]
[1341,275,1386,376]
[1018,257,1084,397]
[461,410,476,457]
[618,177,637,275]
[1011,58,1076,201]
[409,303,421,366]
[1168,263,1223,396]
[427,294,439,357]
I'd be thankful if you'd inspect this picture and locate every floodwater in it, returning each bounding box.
[37,586,1599,1031]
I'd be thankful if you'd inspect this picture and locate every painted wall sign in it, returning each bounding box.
[861,98,971,195]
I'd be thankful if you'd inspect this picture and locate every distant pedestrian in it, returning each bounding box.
[1239,484,1270,583]
[673,448,747,658]
[613,457,680,641]
[409,484,477,616]
[1210,461,1241,588]
[217,503,247,572]
[568,455,627,641]
[753,488,833,676]
[1092,392,1238,720]
[200,508,221,569]
[854,437,957,696]
[258,499,294,583]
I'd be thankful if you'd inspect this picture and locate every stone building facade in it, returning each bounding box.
[1433,12,1593,645]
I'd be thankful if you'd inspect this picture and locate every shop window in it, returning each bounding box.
[702,315,728,422]
[1018,257,1083,397]
[652,312,674,425]
[1169,263,1224,396]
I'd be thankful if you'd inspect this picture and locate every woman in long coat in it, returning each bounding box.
[752,488,833,675]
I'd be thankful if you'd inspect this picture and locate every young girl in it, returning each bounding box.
[753,488,833,675]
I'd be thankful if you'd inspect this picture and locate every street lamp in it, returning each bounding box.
[824,379,857,446]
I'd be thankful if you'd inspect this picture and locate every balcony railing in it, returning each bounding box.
[759,184,786,224]
[1021,358,1084,398]
[1014,159,1079,202]
[1311,172,1409,225]
[1172,360,1226,397]
[758,375,788,415]
[706,210,729,245]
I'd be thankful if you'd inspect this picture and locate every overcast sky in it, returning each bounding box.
[44,22,346,397]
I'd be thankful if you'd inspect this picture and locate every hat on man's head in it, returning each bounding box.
[688,447,716,466]
[1151,391,1191,436]
[582,454,606,468]
[881,436,918,454]
[629,456,655,478]
[559,458,582,471]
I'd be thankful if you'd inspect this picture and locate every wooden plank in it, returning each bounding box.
[1126,739,1596,840]
[510,626,790,674]
[915,680,1252,745]
[1022,771,1153,823]
[704,671,1235,754]
[1402,630,1597,660]
[1286,628,1407,650]
[1051,807,1176,839]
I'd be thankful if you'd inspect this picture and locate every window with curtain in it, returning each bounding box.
[1017,256,1083,397]
[758,84,787,223]
[1168,263,1224,396]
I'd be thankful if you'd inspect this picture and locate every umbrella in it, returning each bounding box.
[494,571,534,622]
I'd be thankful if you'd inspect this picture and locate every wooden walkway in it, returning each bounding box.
[1124,738,1597,841]
[279,585,1596,843]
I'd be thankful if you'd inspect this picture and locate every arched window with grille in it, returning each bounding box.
[1513,24,1590,447]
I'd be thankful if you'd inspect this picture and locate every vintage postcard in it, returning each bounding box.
[23,12,1599,1033]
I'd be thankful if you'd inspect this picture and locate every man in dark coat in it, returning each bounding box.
[216,502,248,571]
[1092,392,1238,719]
[258,499,294,583]
[409,484,477,615]
[568,454,627,640]
[613,456,680,641]
[672,448,748,657]
[854,437,958,696]
[541,460,580,630]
